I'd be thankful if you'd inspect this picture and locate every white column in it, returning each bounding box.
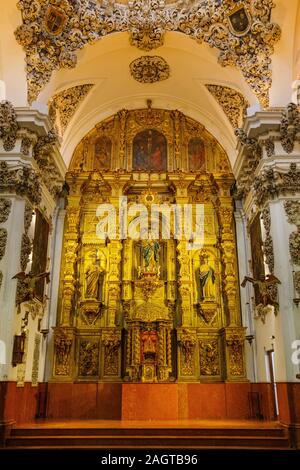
[269,200,300,382]
[235,205,257,382]
[0,197,25,381]
[43,205,66,382]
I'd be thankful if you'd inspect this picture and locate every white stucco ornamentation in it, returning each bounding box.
[49,84,94,135]
[15,0,280,106]
[206,85,249,128]
[129,56,170,83]
[0,101,19,151]
[262,206,274,274]
[280,103,300,154]
[0,199,12,224]
[284,200,300,267]
[0,161,42,206]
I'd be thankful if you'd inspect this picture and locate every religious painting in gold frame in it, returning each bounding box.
[188,137,205,171]
[133,129,167,171]
[94,136,112,170]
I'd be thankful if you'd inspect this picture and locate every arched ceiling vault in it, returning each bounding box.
[42,31,254,167]
[1,1,300,170]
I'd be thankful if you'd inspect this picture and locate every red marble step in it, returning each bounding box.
[6,432,291,449]
[11,426,285,438]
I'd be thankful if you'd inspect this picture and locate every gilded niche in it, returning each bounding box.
[54,107,245,383]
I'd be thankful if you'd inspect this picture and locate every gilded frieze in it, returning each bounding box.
[53,329,73,377]
[199,338,220,377]
[78,340,99,377]
[103,331,121,377]
[178,329,197,377]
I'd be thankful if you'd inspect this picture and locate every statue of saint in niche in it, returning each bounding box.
[197,253,215,301]
[141,239,160,271]
[85,256,105,300]
[141,329,157,361]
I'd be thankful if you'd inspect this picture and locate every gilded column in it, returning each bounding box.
[157,321,172,381]
[177,241,192,326]
[125,322,140,381]
[166,238,176,315]
[222,328,247,381]
[172,110,182,170]
[169,173,195,327]
[60,203,81,327]
[216,175,241,327]
[216,177,246,381]
[53,194,80,381]
[122,238,133,301]
[117,109,128,168]
[218,205,239,324]
[107,239,122,327]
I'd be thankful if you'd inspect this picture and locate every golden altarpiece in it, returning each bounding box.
[52,106,247,384]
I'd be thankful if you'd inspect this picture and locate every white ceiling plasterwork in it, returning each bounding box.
[15,0,281,107]
[48,83,94,135]
[205,84,249,128]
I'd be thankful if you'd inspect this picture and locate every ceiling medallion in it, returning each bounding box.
[130,56,170,83]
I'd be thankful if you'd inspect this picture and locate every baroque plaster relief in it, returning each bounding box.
[206,85,249,128]
[15,0,280,106]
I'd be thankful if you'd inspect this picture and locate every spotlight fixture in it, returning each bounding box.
[245,335,255,346]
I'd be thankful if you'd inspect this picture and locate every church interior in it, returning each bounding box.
[0,0,300,451]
